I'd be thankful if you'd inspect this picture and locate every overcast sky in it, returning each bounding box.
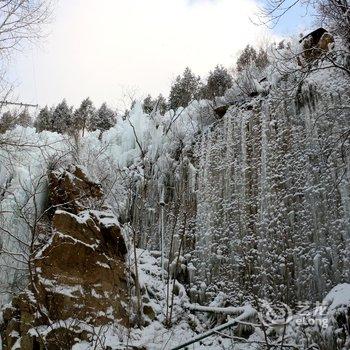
[7,0,313,110]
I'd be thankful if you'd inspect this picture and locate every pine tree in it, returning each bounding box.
[235,46,269,97]
[143,94,168,114]
[89,102,116,133]
[156,94,168,114]
[0,111,15,133]
[156,94,168,115]
[16,108,32,128]
[236,45,257,72]
[201,65,233,100]
[168,67,202,110]
[73,98,95,136]
[0,109,32,132]
[256,48,269,70]
[142,95,155,114]
[236,45,269,73]
[52,99,73,134]
[34,106,53,132]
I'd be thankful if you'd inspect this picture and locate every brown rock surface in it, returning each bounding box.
[1,166,130,349]
[49,165,103,214]
[299,28,334,63]
[35,208,129,326]
[318,32,334,51]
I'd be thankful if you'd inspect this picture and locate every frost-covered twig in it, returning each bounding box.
[171,305,256,350]
[185,303,251,315]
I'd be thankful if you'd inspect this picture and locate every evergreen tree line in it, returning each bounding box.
[0,108,32,133]
[0,46,268,135]
[145,65,234,113]
[145,46,269,112]
[34,98,116,135]
[0,98,117,135]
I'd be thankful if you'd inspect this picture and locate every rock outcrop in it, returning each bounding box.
[299,28,335,63]
[49,165,104,213]
[1,166,129,349]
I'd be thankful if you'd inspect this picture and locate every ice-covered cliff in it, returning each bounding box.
[0,36,349,349]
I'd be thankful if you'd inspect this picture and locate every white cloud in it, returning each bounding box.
[8,0,272,109]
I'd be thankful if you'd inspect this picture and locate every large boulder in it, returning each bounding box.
[1,166,130,349]
[35,209,129,326]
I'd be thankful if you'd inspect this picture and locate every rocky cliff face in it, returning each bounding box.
[1,166,129,349]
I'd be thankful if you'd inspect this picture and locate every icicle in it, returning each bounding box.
[260,100,269,223]
[160,187,165,284]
